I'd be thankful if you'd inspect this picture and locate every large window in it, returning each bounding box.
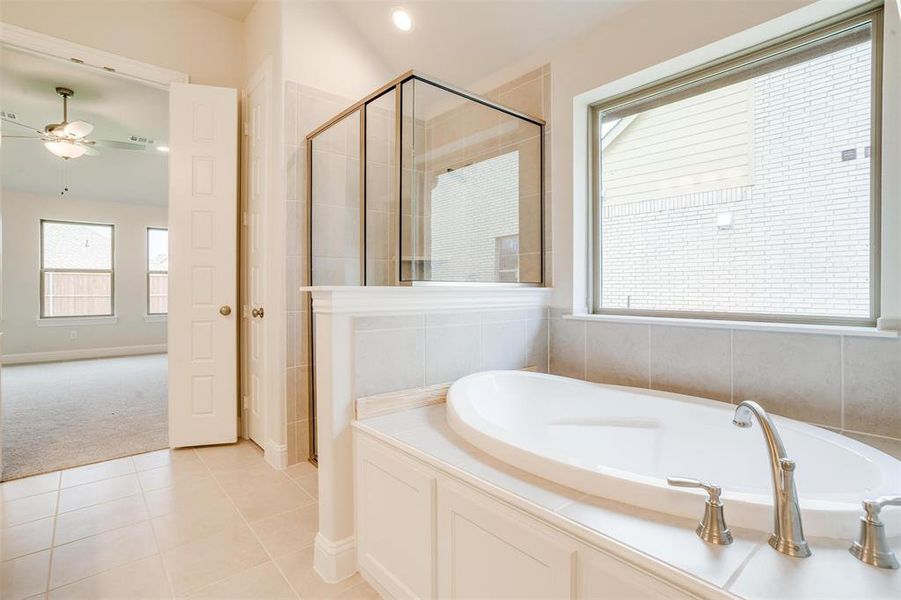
[147,228,169,315]
[591,9,881,325]
[41,220,114,318]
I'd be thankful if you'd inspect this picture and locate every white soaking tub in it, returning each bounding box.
[446,370,901,539]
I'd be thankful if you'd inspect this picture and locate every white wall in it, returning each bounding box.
[0,0,243,87]
[1,190,167,360]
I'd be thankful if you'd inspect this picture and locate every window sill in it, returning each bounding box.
[144,314,167,323]
[563,313,898,338]
[36,316,118,327]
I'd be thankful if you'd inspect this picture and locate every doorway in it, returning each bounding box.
[0,46,171,479]
[0,25,242,480]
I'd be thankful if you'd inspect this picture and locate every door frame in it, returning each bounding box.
[240,58,272,453]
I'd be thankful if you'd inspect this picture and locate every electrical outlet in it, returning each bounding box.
[69,330,78,340]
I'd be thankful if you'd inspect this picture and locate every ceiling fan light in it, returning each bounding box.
[64,120,94,139]
[44,140,86,159]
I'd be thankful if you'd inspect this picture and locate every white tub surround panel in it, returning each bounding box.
[303,285,551,582]
[354,404,901,600]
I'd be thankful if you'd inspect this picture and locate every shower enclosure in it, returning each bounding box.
[305,71,545,460]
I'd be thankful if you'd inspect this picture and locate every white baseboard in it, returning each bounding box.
[266,442,288,470]
[2,344,167,365]
[314,533,357,583]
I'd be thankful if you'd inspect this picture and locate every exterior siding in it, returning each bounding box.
[600,40,872,318]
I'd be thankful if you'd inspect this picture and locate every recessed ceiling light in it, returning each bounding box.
[156,145,169,153]
[392,8,413,32]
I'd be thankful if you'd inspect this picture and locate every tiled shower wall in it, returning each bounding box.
[285,82,356,465]
[549,310,901,450]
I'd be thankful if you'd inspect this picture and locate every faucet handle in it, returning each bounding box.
[667,476,733,545]
[850,495,901,569]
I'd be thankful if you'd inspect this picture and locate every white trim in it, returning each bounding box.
[302,286,552,315]
[0,23,189,88]
[36,316,118,327]
[564,313,899,338]
[265,441,288,470]
[143,314,168,323]
[571,0,900,328]
[313,533,357,584]
[3,343,167,365]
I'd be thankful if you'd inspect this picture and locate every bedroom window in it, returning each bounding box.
[41,220,114,318]
[590,8,882,325]
[147,227,169,315]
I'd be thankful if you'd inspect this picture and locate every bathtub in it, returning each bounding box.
[446,370,901,539]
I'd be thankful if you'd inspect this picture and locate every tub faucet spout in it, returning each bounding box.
[733,400,811,558]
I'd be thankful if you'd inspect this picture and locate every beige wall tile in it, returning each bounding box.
[843,336,901,438]
[481,320,528,370]
[549,318,585,379]
[586,322,650,387]
[733,331,841,427]
[425,324,480,385]
[354,328,426,397]
[650,326,732,402]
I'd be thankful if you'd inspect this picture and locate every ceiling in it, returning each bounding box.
[334,1,627,88]
[188,0,257,22]
[0,46,168,205]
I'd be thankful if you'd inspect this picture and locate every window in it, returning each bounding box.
[591,9,881,325]
[147,228,168,315]
[41,220,114,318]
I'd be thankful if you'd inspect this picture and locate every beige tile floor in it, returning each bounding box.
[0,441,378,600]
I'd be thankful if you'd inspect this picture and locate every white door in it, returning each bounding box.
[243,68,268,447]
[168,83,238,448]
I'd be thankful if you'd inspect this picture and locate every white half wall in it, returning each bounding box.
[1,190,167,361]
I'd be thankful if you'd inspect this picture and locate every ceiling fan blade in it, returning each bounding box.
[64,120,94,139]
[1,117,45,135]
[80,144,100,156]
[0,134,44,139]
[92,139,148,151]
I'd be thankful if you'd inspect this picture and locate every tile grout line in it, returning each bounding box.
[839,335,846,432]
[43,457,167,596]
[43,472,63,594]
[199,448,306,599]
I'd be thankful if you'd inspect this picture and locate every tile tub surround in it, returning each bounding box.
[355,404,901,599]
[0,444,378,600]
[549,311,901,443]
[354,307,549,398]
[306,284,552,582]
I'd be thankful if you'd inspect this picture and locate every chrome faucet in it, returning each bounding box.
[733,400,811,558]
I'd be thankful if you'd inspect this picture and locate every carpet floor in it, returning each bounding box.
[1,354,168,481]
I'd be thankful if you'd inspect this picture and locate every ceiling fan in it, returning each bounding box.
[1,86,149,159]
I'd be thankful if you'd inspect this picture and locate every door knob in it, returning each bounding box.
[219,305,232,316]
[252,307,265,319]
